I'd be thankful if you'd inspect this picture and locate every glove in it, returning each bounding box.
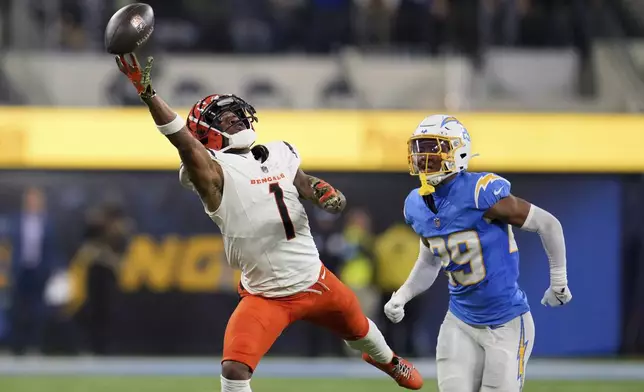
[384,292,407,323]
[115,53,156,100]
[312,179,344,213]
[541,285,572,307]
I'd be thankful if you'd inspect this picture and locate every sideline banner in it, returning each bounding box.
[0,108,643,172]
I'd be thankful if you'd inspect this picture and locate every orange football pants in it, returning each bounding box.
[222,264,369,371]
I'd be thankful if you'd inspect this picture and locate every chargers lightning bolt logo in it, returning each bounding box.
[462,128,471,142]
[517,316,529,390]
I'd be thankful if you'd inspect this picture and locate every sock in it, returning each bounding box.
[345,318,394,364]
[221,376,252,392]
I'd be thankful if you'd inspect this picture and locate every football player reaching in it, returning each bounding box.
[115,54,424,392]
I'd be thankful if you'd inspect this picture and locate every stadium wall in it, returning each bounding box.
[0,108,643,172]
[0,170,625,357]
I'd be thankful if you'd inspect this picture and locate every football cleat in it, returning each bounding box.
[362,353,424,390]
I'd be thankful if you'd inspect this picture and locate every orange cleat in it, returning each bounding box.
[362,353,424,390]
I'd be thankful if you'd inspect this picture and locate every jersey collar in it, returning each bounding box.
[434,172,462,198]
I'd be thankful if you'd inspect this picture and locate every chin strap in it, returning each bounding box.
[218,128,257,152]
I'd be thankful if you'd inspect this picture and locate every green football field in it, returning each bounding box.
[2,377,644,392]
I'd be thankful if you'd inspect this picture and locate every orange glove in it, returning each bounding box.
[115,53,156,100]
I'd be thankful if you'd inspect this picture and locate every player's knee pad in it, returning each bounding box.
[437,374,473,392]
[437,357,479,392]
[220,375,252,392]
[221,360,253,381]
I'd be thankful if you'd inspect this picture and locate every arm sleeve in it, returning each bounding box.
[520,204,568,288]
[395,239,442,303]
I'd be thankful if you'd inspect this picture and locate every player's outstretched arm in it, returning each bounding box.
[115,54,222,211]
[484,195,572,307]
[384,238,441,323]
[293,169,346,214]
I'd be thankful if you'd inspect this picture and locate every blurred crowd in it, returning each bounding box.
[0,187,134,355]
[0,0,636,106]
[4,0,620,60]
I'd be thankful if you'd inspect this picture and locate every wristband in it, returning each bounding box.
[157,114,184,136]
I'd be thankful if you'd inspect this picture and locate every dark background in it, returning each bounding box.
[1,169,641,357]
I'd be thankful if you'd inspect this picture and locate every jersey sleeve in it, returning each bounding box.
[178,148,218,193]
[473,173,511,210]
[179,163,197,192]
[280,141,301,178]
[403,190,416,226]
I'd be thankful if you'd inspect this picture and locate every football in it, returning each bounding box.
[104,3,155,55]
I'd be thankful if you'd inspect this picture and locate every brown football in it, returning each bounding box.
[104,3,155,55]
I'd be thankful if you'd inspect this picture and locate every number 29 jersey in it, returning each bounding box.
[180,141,321,298]
[403,171,530,326]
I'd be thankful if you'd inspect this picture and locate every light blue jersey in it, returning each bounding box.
[404,171,530,326]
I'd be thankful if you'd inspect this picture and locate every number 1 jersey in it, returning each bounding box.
[403,171,530,326]
[180,141,321,298]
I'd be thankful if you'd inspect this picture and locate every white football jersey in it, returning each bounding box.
[179,141,321,297]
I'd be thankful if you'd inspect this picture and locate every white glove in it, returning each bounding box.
[384,292,407,323]
[541,286,572,307]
